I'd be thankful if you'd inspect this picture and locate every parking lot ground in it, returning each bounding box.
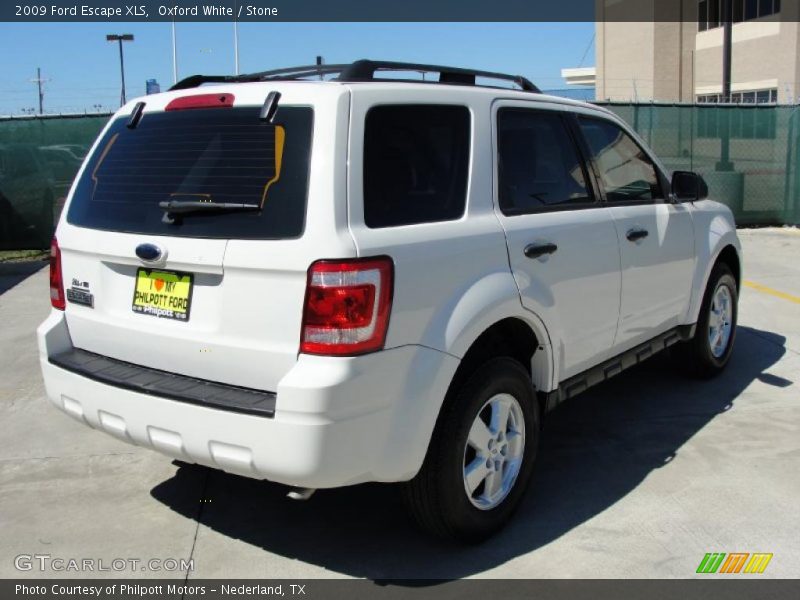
[0,228,798,580]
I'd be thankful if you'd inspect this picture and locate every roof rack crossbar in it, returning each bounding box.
[169,65,350,90]
[170,59,541,93]
[170,75,244,90]
[247,64,352,80]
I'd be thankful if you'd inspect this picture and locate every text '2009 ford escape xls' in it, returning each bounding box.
[38,60,741,542]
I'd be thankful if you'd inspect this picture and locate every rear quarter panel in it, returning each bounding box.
[344,86,555,391]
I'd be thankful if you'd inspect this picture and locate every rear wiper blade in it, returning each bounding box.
[159,200,260,224]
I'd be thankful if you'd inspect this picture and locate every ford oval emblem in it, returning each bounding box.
[135,243,163,263]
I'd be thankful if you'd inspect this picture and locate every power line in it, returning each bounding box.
[578,33,595,68]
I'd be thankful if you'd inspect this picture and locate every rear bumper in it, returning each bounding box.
[50,347,277,418]
[38,311,459,489]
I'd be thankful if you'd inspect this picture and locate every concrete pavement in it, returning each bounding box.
[1,229,798,580]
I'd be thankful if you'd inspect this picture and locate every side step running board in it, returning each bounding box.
[539,324,696,412]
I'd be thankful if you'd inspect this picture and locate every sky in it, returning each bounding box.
[0,22,595,115]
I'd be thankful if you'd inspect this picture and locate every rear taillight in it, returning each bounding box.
[300,257,394,356]
[49,237,65,310]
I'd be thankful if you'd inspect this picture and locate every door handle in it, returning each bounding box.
[524,242,558,259]
[626,228,649,242]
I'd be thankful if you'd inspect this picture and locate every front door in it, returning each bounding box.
[493,103,622,381]
[576,115,695,350]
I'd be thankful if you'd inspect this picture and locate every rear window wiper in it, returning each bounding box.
[159,200,260,224]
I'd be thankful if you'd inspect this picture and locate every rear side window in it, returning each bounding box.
[363,105,470,228]
[67,106,313,239]
[578,117,662,203]
[497,108,594,214]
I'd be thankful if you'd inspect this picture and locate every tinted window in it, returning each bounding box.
[497,109,593,214]
[578,117,662,203]
[363,105,469,228]
[67,106,313,239]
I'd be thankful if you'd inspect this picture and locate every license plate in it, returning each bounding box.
[132,268,193,321]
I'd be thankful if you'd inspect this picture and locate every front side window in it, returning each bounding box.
[496,108,593,215]
[578,117,662,203]
[363,104,470,228]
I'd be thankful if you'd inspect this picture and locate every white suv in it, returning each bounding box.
[38,60,741,541]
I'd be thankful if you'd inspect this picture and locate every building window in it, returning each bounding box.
[710,0,720,28]
[699,0,780,31]
[696,88,777,104]
[697,93,721,103]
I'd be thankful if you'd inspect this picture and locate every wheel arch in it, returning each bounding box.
[389,271,556,483]
[443,316,551,424]
[433,270,555,391]
[686,208,742,324]
[689,240,742,323]
[715,244,741,291]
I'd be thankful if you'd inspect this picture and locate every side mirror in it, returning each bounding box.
[671,171,708,202]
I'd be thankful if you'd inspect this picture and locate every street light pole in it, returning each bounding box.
[106,34,134,106]
[172,21,178,84]
[234,19,240,75]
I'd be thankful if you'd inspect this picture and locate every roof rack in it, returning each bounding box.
[170,59,540,93]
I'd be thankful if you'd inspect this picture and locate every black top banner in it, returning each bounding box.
[3,0,783,23]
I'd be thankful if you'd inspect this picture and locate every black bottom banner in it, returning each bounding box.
[4,579,800,600]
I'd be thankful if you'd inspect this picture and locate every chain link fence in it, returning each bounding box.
[599,103,800,226]
[1,105,799,250]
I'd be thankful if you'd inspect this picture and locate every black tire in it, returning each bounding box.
[676,263,738,378]
[402,357,540,543]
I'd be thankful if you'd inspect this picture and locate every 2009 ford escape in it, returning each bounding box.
[38,60,741,541]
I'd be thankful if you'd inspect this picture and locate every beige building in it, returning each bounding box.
[594,0,800,103]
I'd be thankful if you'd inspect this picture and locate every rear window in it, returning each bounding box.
[67,106,313,239]
[363,105,470,228]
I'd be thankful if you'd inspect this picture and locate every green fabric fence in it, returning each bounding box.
[599,103,800,227]
[0,114,110,250]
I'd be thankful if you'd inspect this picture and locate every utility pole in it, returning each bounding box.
[721,0,732,103]
[30,67,49,115]
[106,34,134,106]
[717,0,734,171]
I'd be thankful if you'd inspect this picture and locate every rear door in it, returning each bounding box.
[576,115,695,349]
[493,102,622,381]
[57,84,353,393]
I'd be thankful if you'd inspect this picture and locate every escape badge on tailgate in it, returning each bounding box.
[66,278,94,308]
[132,268,194,321]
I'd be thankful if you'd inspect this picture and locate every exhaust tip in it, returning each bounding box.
[287,487,316,501]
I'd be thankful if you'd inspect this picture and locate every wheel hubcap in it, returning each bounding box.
[708,284,733,358]
[462,393,525,510]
